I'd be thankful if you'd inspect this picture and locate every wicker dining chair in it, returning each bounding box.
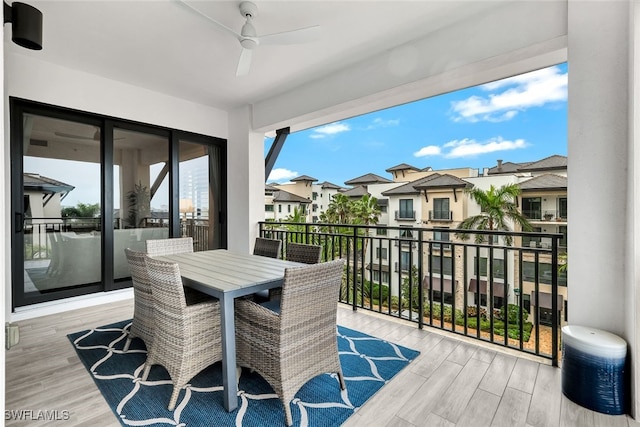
[235,259,346,426]
[145,236,213,303]
[264,242,324,301]
[123,248,155,352]
[285,242,322,264]
[253,237,282,259]
[141,256,223,411]
[145,237,194,256]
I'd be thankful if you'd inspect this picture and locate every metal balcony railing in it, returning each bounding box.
[259,221,564,365]
[428,210,453,221]
[395,210,416,220]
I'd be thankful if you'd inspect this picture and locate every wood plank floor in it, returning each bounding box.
[5,299,639,426]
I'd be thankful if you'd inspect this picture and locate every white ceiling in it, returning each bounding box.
[8,1,504,111]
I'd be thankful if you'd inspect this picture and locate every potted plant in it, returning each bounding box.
[126,182,151,228]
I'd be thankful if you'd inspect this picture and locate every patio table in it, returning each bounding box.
[152,249,301,412]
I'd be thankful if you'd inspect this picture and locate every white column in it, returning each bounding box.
[630,0,640,418]
[227,105,265,253]
[568,0,635,415]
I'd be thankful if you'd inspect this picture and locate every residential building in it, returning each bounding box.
[264,185,311,222]
[282,156,568,329]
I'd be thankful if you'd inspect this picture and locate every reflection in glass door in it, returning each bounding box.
[113,127,169,281]
[22,114,103,298]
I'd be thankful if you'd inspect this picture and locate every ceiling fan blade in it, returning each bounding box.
[259,25,321,46]
[176,0,241,40]
[54,131,123,141]
[236,48,253,76]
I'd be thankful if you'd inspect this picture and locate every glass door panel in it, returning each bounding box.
[22,114,102,296]
[113,128,169,281]
[179,140,222,251]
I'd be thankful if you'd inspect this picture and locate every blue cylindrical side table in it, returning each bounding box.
[561,325,628,415]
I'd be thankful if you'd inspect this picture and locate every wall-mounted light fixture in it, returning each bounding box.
[4,1,42,50]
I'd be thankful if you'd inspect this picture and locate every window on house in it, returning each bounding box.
[376,225,387,236]
[559,197,567,219]
[474,294,504,309]
[430,290,454,305]
[398,199,414,219]
[429,255,453,275]
[278,205,282,213]
[265,205,274,212]
[432,198,450,220]
[522,197,542,220]
[474,257,505,279]
[312,192,318,200]
[287,204,291,213]
[376,247,388,259]
[523,261,567,286]
[433,228,450,249]
[379,205,388,213]
[559,225,567,248]
[382,271,389,283]
[399,251,411,271]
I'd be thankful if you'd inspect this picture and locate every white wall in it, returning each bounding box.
[6,54,228,136]
[632,0,640,419]
[567,0,636,416]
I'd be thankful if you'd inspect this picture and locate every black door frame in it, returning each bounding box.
[10,98,227,309]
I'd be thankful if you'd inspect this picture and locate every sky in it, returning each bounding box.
[265,62,568,186]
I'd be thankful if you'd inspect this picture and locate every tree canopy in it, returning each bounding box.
[456,183,532,245]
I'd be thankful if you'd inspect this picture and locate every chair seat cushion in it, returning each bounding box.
[185,288,217,305]
[259,298,281,314]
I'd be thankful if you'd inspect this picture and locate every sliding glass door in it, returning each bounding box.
[21,113,104,300]
[11,99,226,308]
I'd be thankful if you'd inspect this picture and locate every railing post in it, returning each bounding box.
[417,233,424,329]
[352,226,358,312]
[551,235,559,367]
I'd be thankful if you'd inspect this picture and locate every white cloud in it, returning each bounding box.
[310,121,350,139]
[450,66,567,122]
[413,145,442,157]
[267,168,298,182]
[365,117,400,130]
[443,137,527,158]
[414,137,527,159]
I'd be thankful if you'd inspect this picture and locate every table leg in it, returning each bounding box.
[220,295,238,412]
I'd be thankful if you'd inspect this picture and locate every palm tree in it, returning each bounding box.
[322,193,352,225]
[456,183,532,246]
[351,194,381,261]
[351,194,381,227]
[284,205,308,242]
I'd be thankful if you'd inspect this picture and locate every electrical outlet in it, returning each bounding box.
[5,323,19,350]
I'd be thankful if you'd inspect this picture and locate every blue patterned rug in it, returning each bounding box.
[68,320,419,426]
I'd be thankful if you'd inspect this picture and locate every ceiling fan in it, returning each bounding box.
[178,0,321,76]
